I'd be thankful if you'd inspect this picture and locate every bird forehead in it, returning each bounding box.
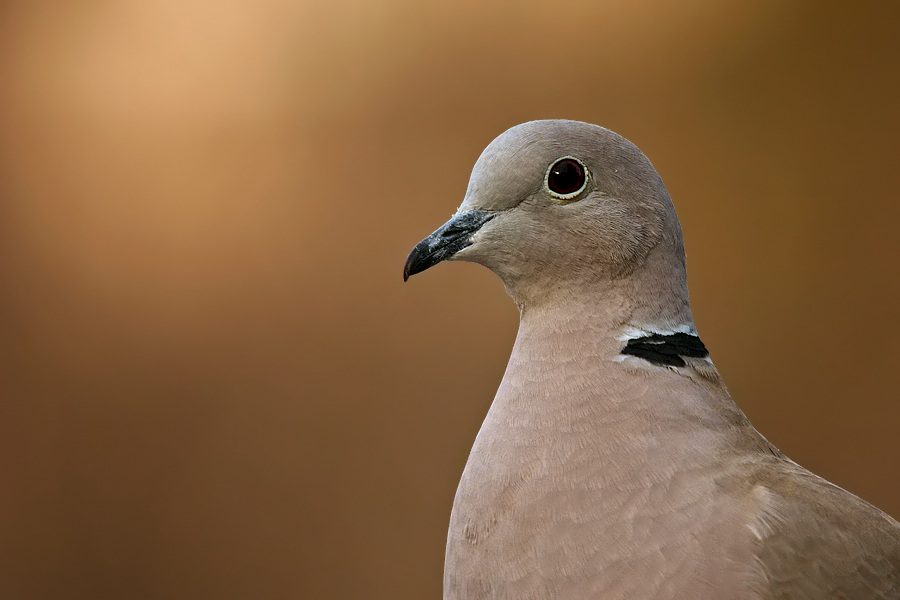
[459,120,609,212]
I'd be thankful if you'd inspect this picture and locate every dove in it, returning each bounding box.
[403,120,900,599]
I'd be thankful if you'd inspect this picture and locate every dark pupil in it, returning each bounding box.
[548,159,585,195]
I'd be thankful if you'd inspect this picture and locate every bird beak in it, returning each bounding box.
[403,210,495,281]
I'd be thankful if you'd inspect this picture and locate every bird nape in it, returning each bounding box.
[404,120,900,600]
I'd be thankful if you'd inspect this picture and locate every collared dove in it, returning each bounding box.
[403,120,900,599]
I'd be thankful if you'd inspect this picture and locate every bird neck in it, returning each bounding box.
[513,289,691,373]
[499,282,758,448]
[516,269,694,337]
[510,232,695,331]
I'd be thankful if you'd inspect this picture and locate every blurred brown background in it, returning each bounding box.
[0,0,898,598]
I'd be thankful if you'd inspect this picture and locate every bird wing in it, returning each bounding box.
[745,458,900,599]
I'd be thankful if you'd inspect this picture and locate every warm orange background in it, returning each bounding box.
[1,1,898,598]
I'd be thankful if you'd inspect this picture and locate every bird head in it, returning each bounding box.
[404,120,688,311]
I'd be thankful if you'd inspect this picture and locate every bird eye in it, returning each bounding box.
[545,157,587,200]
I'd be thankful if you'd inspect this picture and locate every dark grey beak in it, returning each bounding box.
[403,210,495,281]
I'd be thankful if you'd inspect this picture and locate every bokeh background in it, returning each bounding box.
[1,1,898,598]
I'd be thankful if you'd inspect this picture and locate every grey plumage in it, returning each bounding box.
[404,120,900,599]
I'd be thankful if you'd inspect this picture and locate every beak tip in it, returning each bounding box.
[402,252,417,282]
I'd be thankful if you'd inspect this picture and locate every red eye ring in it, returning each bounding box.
[546,157,587,199]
